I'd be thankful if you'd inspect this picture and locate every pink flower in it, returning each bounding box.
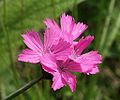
[45,13,102,75]
[39,53,82,92]
[44,13,88,43]
[18,28,72,63]
[18,13,102,92]
[70,35,102,74]
[39,51,102,92]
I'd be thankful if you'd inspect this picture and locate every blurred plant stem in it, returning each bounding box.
[72,0,78,21]
[51,0,56,18]
[99,0,115,51]
[0,82,6,100]
[84,75,98,100]
[2,1,25,100]
[84,0,116,100]
[2,0,20,85]
[20,0,24,28]
[3,76,43,100]
[103,12,120,57]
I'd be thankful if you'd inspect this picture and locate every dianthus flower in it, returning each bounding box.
[18,13,102,92]
[18,28,72,63]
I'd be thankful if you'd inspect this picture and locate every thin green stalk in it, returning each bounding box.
[3,77,43,100]
[51,0,56,18]
[20,0,24,28]
[85,1,116,99]
[84,76,98,100]
[2,2,24,99]
[103,12,120,57]
[100,0,115,50]
[72,0,78,21]
[0,81,6,100]
[2,0,19,85]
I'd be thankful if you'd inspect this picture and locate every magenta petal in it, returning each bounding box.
[44,18,60,34]
[18,49,41,63]
[22,30,43,52]
[76,51,102,64]
[60,13,74,34]
[79,64,95,73]
[61,31,73,43]
[41,65,55,74]
[44,28,60,50]
[60,13,74,43]
[52,72,66,91]
[67,61,82,73]
[39,53,57,72]
[74,35,94,55]
[62,72,76,92]
[76,51,102,73]
[72,22,88,40]
[51,38,72,60]
[86,66,99,75]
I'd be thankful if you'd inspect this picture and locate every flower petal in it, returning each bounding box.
[72,22,88,40]
[67,61,82,73]
[60,13,74,43]
[60,13,74,34]
[41,65,55,75]
[74,35,94,55]
[62,72,76,92]
[52,72,66,91]
[44,28,60,51]
[44,18,60,34]
[22,30,43,52]
[76,51,102,64]
[75,51,102,73]
[85,66,99,75]
[39,53,57,72]
[60,13,87,40]
[18,49,41,63]
[51,38,72,60]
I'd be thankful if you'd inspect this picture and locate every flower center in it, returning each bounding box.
[60,66,64,71]
[57,61,69,73]
[59,65,68,72]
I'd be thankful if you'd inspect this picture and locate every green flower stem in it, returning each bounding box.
[3,77,43,100]
[100,0,115,50]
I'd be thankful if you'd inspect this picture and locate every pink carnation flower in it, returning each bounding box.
[45,13,102,75]
[44,13,88,43]
[39,53,81,92]
[18,13,102,92]
[18,28,72,63]
[70,35,102,75]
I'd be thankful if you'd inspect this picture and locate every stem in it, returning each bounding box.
[72,0,78,21]
[103,12,120,57]
[99,0,115,50]
[3,77,43,100]
[20,0,24,28]
[3,0,19,85]
[51,0,56,18]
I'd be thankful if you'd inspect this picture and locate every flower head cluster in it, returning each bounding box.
[18,13,102,92]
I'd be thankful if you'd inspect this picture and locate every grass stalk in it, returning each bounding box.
[99,0,115,50]
[3,77,43,100]
[51,0,56,18]
[103,12,120,57]
[2,0,20,85]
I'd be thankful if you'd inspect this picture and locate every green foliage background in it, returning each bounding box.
[0,0,120,100]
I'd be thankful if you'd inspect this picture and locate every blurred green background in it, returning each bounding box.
[0,0,120,100]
